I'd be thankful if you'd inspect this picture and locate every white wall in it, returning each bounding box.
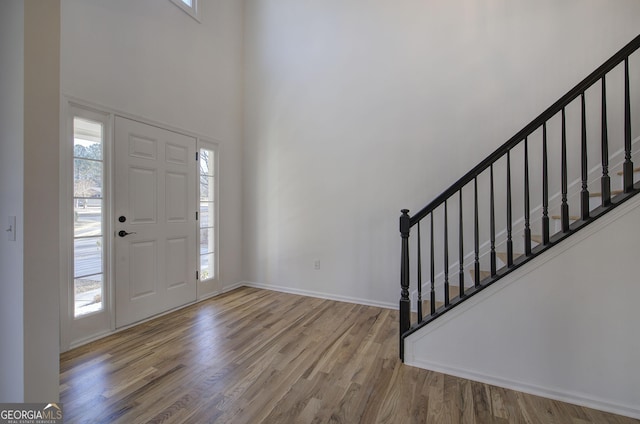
[0,0,61,403]
[0,0,25,403]
[23,0,61,402]
[243,0,640,306]
[405,195,640,419]
[61,0,245,290]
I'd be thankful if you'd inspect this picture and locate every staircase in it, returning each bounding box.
[398,34,640,361]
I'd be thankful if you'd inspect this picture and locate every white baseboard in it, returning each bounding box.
[404,357,640,420]
[238,281,397,310]
[221,281,246,293]
[65,284,244,352]
[403,195,640,421]
[197,288,224,302]
[64,281,394,351]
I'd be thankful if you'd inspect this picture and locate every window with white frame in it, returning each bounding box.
[72,115,106,317]
[198,145,217,281]
[170,0,200,22]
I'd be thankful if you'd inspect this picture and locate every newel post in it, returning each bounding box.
[399,209,411,360]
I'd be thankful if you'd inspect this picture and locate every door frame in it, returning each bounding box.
[60,101,113,350]
[196,139,220,297]
[60,96,220,351]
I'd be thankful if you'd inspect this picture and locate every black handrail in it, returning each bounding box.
[409,33,640,226]
[399,33,640,361]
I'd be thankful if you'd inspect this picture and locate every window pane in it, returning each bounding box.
[200,227,215,255]
[200,253,214,280]
[199,146,215,284]
[74,158,103,198]
[74,274,103,317]
[74,118,103,160]
[74,237,103,278]
[181,0,193,7]
[74,202,102,238]
[72,113,106,320]
[199,175,214,201]
[200,202,213,227]
[199,148,214,176]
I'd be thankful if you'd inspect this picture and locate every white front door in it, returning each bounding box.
[114,116,197,328]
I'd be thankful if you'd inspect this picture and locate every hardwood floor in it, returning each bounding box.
[60,287,638,423]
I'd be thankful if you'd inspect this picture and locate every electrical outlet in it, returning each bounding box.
[314,260,321,270]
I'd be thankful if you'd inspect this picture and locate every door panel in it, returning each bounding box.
[129,240,157,299]
[129,167,157,223]
[166,237,188,289]
[166,172,188,221]
[115,116,197,328]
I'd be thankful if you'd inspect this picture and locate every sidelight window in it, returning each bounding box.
[73,117,105,317]
[198,146,217,281]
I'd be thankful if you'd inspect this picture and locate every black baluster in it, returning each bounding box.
[458,189,465,298]
[524,138,531,255]
[490,164,496,276]
[430,212,435,315]
[444,201,449,307]
[601,76,611,206]
[399,209,411,356]
[474,177,480,287]
[542,123,550,245]
[580,93,590,220]
[623,57,634,193]
[507,150,513,266]
[417,221,422,323]
[561,107,570,232]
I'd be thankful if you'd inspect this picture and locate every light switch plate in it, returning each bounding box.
[7,216,16,241]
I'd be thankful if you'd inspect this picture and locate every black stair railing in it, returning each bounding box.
[399,34,640,361]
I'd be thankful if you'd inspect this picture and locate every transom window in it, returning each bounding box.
[169,0,200,22]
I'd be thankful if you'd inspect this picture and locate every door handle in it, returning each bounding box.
[118,230,137,237]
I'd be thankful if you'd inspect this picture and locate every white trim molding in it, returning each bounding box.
[405,357,640,420]
[239,281,397,310]
[60,95,222,351]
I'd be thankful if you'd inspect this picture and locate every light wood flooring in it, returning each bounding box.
[60,287,638,423]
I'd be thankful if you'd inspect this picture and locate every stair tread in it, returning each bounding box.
[551,214,580,220]
[416,300,445,319]
[590,189,623,197]
[419,282,473,315]
[420,300,444,309]
[495,251,523,263]
[419,283,463,300]
[616,167,640,175]
[531,234,543,243]
[468,269,491,283]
